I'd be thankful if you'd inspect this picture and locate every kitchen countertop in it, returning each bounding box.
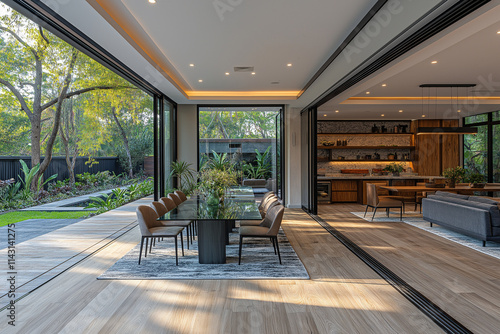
[318,174,445,180]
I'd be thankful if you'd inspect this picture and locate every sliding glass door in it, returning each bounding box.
[198,106,284,200]
[301,107,317,214]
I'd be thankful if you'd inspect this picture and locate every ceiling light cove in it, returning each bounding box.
[185,90,300,100]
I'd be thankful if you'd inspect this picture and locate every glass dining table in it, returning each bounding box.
[158,187,262,264]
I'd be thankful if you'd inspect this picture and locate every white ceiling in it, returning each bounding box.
[113,0,378,93]
[319,2,500,120]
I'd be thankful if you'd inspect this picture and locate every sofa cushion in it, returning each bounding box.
[468,196,498,205]
[435,191,469,200]
[426,195,471,206]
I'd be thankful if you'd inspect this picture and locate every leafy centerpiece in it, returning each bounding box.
[442,166,465,188]
[383,162,405,176]
[464,171,486,188]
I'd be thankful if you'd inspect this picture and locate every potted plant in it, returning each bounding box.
[464,171,486,188]
[197,168,238,206]
[442,166,465,188]
[383,162,405,176]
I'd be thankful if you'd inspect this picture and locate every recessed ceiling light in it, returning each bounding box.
[148,0,156,3]
[198,79,203,83]
[323,114,327,117]
[399,110,403,113]
[457,109,461,113]
[251,72,256,75]
[381,84,387,87]
[431,60,438,64]
[335,110,339,113]
[287,63,293,67]
[381,114,385,117]
[366,91,370,95]
[422,115,426,118]
[497,31,500,34]
[189,64,194,67]
[225,72,230,76]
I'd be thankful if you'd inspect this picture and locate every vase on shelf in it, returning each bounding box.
[447,180,456,188]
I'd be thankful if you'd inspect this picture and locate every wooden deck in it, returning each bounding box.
[319,203,500,334]
[0,202,444,333]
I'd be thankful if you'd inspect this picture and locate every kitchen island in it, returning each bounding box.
[317,174,444,204]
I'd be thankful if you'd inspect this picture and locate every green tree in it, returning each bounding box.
[0,6,126,187]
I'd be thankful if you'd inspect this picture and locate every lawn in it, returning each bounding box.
[0,211,91,227]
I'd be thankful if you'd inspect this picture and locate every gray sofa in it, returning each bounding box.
[422,191,500,246]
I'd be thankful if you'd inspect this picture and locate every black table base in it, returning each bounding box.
[198,220,230,264]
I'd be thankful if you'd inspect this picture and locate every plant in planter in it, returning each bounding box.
[442,166,466,188]
[464,171,486,188]
[383,162,405,176]
[169,161,197,195]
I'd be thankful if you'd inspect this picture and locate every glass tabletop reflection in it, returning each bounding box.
[158,187,262,221]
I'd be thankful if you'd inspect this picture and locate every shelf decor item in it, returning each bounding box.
[383,162,405,176]
[442,166,466,188]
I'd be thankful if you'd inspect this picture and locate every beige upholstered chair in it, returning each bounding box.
[153,199,194,246]
[364,183,403,221]
[174,190,188,202]
[238,204,285,265]
[136,205,184,265]
[240,197,279,227]
[258,194,277,217]
[168,193,182,206]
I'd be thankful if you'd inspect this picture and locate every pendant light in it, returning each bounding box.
[416,84,478,135]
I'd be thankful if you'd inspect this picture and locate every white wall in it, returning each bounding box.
[177,105,198,170]
[285,107,302,208]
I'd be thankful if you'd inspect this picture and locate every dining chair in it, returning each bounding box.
[258,194,277,217]
[161,196,197,237]
[168,193,183,206]
[415,182,436,213]
[136,205,184,265]
[151,201,193,247]
[238,204,285,265]
[364,183,403,221]
[240,197,279,227]
[174,190,188,202]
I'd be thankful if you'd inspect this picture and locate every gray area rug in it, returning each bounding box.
[99,228,309,280]
[0,218,82,247]
[351,211,500,260]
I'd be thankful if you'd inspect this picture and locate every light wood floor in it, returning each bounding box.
[0,206,442,333]
[319,203,500,334]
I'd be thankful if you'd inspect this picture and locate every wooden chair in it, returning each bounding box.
[364,183,403,221]
[238,204,285,265]
[151,201,193,247]
[174,190,188,202]
[136,205,184,265]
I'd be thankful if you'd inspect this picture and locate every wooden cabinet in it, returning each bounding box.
[331,180,358,203]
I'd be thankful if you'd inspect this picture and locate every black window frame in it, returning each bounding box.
[197,104,285,203]
[463,111,500,183]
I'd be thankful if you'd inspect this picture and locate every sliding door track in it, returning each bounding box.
[310,214,472,334]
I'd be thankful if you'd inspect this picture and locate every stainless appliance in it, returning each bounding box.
[317,181,332,204]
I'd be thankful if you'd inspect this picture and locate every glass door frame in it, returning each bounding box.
[300,107,317,214]
[197,104,285,202]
